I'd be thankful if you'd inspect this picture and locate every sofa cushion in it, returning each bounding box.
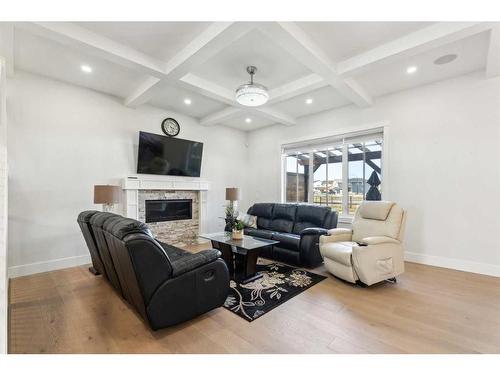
[237,213,257,228]
[249,203,275,230]
[292,205,330,234]
[270,204,296,233]
[272,233,300,251]
[244,228,276,240]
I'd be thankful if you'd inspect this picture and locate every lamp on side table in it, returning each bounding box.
[94,185,121,212]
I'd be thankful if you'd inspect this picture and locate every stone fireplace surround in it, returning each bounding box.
[122,175,210,247]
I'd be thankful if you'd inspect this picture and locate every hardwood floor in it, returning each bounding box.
[8,245,500,353]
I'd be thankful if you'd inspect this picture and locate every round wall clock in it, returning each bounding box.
[161,118,180,137]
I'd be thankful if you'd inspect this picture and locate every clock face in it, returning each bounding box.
[161,118,180,137]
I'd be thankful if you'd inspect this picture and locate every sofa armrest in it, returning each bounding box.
[300,227,329,236]
[170,249,221,277]
[147,258,229,329]
[320,228,353,244]
[298,228,328,268]
[362,236,400,245]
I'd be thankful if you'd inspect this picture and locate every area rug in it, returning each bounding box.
[223,261,326,322]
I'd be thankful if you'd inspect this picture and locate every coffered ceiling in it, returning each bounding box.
[1,21,499,132]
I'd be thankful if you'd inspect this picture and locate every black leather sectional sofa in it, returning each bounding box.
[244,203,338,268]
[77,211,229,330]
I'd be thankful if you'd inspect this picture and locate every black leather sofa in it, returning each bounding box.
[77,211,229,330]
[244,203,338,268]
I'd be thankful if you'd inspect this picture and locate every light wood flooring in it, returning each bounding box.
[8,244,500,353]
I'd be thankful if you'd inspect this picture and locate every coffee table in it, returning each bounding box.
[199,232,279,284]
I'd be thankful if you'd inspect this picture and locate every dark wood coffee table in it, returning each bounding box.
[199,232,278,284]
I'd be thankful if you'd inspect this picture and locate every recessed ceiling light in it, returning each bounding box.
[406,66,417,74]
[434,54,458,65]
[183,98,192,105]
[81,65,92,73]
[245,118,252,123]
[305,98,313,104]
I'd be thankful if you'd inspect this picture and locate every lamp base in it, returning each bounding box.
[102,203,114,213]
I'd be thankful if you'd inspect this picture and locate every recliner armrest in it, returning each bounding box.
[171,249,221,277]
[320,228,353,244]
[362,236,400,245]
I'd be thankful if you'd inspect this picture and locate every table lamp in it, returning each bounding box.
[94,185,121,212]
[225,187,241,212]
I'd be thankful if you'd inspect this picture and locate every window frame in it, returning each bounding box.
[280,124,389,222]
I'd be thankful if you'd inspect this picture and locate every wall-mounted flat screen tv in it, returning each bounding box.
[137,131,203,177]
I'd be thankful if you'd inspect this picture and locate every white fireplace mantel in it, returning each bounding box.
[122,174,211,191]
[121,175,211,235]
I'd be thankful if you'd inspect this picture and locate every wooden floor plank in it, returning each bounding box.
[8,251,500,354]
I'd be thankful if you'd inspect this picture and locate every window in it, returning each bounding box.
[284,152,310,203]
[282,130,384,216]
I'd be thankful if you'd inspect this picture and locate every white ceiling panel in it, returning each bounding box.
[76,22,212,62]
[220,112,276,131]
[296,22,433,62]
[148,82,226,118]
[272,86,351,118]
[14,29,149,98]
[11,22,497,132]
[190,28,311,90]
[353,31,490,98]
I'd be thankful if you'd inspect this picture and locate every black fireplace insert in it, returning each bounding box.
[145,199,192,223]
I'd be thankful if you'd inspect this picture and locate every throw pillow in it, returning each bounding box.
[237,213,257,228]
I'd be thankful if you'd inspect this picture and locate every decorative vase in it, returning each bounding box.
[232,229,244,240]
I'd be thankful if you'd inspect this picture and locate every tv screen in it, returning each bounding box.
[137,131,203,177]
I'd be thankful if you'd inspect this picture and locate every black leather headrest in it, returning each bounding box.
[77,210,99,223]
[104,217,153,240]
[272,204,297,221]
[89,212,120,227]
[248,203,274,218]
[296,204,330,225]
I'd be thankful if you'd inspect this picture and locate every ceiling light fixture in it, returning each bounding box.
[245,118,252,123]
[406,66,417,74]
[235,66,269,107]
[434,54,458,65]
[305,98,313,104]
[81,65,92,73]
[184,98,192,105]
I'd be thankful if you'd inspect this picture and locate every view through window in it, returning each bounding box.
[283,131,383,216]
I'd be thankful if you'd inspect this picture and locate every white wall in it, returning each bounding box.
[246,72,500,276]
[6,72,248,277]
[0,59,8,353]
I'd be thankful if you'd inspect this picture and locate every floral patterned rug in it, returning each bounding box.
[223,261,326,322]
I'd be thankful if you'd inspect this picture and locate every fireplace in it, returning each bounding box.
[145,199,192,223]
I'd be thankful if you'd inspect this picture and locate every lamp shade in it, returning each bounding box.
[225,187,241,201]
[94,185,121,204]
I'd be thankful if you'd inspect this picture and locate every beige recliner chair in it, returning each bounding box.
[320,201,406,286]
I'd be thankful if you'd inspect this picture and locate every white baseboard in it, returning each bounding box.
[405,251,500,278]
[8,254,91,278]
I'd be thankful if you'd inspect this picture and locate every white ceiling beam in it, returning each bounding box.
[125,22,255,108]
[163,22,255,80]
[0,23,14,76]
[180,73,297,126]
[267,73,328,104]
[257,22,373,108]
[124,76,162,107]
[337,22,493,77]
[179,73,235,105]
[199,106,243,126]
[16,22,167,77]
[486,26,500,78]
[250,106,296,127]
